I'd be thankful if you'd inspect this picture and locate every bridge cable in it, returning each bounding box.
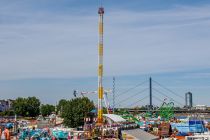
[115,88,148,106]
[153,88,184,106]
[152,80,185,100]
[153,94,165,104]
[126,95,149,108]
[115,80,148,98]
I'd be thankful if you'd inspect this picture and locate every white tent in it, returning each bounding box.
[103,114,126,124]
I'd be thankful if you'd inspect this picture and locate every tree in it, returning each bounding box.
[140,106,148,110]
[133,106,140,115]
[27,97,41,117]
[62,97,95,128]
[13,97,27,116]
[57,99,68,115]
[13,97,40,117]
[41,104,55,116]
[0,110,15,116]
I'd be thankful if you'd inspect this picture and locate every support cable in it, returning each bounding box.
[115,88,148,106]
[153,95,165,103]
[153,88,184,106]
[126,95,149,107]
[115,80,148,98]
[152,80,184,100]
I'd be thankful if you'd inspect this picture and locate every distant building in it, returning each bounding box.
[185,92,193,108]
[0,99,14,112]
[195,105,207,110]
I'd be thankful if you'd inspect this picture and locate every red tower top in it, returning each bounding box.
[98,7,104,14]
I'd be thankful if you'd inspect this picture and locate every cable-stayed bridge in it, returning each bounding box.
[114,77,210,114]
[114,77,186,109]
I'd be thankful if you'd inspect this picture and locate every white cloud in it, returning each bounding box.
[0,4,210,80]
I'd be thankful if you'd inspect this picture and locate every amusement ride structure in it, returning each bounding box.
[97,3,105,125]
[159,99,175,121]
[73,89,112,114]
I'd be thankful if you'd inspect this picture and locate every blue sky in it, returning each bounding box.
[0,0,210,106]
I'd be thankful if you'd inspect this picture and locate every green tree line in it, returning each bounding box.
[1,96,95,128]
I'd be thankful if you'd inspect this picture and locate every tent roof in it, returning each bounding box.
[103,114,126,123]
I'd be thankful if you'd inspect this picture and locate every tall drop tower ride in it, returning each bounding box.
[97,6,104,125]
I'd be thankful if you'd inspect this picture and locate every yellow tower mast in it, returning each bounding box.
[97,6,104,125]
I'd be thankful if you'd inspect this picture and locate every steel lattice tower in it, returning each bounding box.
[113,77,115,113]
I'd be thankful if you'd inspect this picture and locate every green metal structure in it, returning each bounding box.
[159,99,174,120]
